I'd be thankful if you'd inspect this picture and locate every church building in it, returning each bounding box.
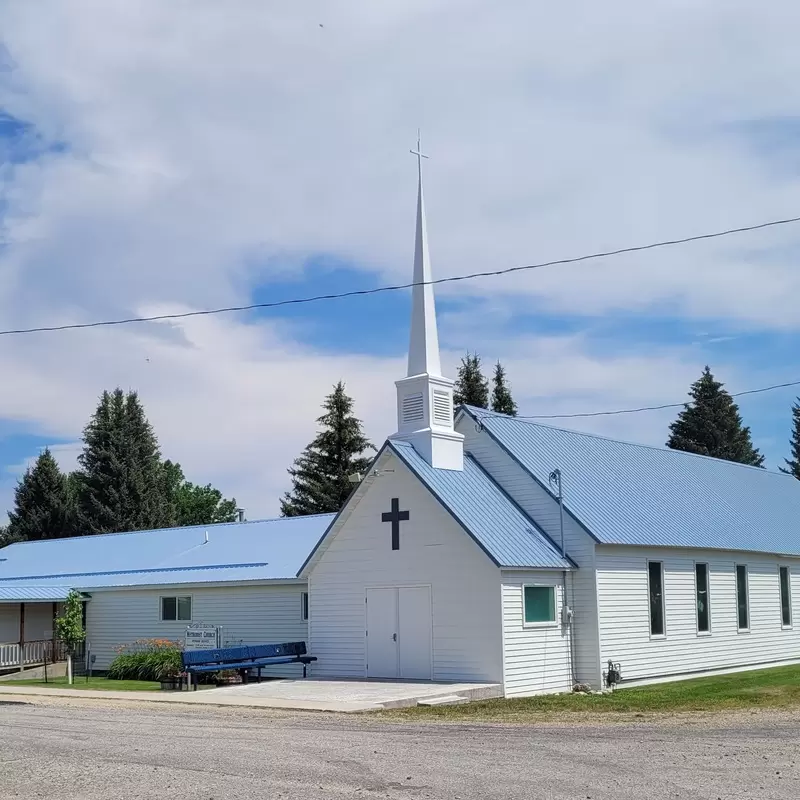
[2,147,800,695]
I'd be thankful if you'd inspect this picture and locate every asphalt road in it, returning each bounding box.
[0,699,798,799]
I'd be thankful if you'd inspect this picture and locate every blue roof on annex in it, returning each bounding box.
[0,515,334,589]
[463,407,800,557]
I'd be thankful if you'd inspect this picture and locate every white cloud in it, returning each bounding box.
[0,1,798,519]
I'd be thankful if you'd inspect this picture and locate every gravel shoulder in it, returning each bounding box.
[1,696,799,799]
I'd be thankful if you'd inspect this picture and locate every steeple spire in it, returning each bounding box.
[407,132,441,377]
[392,132,464,471]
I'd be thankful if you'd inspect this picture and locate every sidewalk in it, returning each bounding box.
[0,683,376,713]
[0,677,501,713]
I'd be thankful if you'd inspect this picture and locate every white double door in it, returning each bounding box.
[365,586,432,680]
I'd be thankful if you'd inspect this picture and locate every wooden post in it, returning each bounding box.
[18,603,25,672]
[51,602,57,661]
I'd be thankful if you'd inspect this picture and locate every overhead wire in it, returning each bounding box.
[516,379,800,420]
[1,213,799,337]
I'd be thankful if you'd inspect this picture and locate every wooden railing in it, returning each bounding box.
[0,639,70,669]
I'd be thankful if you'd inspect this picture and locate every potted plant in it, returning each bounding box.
[214,669,242,686]
[160,669,188,691]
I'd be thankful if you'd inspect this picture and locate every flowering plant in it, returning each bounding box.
[108,638,184,681]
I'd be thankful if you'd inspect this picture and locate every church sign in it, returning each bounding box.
[184,623,221,651]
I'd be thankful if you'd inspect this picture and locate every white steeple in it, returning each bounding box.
[391,133,464,471]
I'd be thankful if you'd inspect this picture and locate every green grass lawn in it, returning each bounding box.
[394,665,800,722]
[9,676,165,692]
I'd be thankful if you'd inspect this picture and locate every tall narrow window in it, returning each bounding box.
[695,563,710,633]
[301,592,309,622]
[779,566,792,628]
[648,561,665,637]
[735,565,749,631]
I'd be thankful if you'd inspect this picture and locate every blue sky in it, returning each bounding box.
[1,1,799,519]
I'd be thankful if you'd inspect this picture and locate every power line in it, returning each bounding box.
[1,213,800,337]
[518,379,800,420]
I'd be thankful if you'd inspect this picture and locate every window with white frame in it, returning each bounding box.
[695,563,710,634]
[160,596,192,622]
[779,566,792,628]
[648,561,665,637]
[735,565,749,631]
[301,592,309,621]
[523,585,556,625]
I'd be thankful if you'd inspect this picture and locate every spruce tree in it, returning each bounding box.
[453,352,489,408]
[490,361,517,416]
[6,449,75,541]
[280,382,375,516]
[75,388,174,533]
[780,399,800,479]
[666,367,765,467]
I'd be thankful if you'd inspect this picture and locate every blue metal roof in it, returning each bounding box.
[464,407,800,557]
[0,586,74,602]
[389,440,573,569]
[0,515,334,589]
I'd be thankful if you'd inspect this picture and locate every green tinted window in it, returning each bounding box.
[524,586,556,624]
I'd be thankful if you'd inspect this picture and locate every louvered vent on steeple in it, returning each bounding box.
[402,393,424,423]
[432,389,451,425]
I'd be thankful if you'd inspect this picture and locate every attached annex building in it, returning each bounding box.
[2,152,800,694]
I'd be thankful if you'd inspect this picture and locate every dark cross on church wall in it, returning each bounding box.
[382,498,410,551]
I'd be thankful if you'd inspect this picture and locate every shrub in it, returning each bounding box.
[108,638,183,681]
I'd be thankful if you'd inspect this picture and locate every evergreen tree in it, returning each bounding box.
[0,524,23,547]
[780,398,800,479]
[280,382,375,516]
[162,460,238,526]
[490,361,517,416]
[453,352,489,408]
[667,367,765,467]
[75,388,174,534]
[6,449,75,541]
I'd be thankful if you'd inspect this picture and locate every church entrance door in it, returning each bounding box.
[365,586,432,680]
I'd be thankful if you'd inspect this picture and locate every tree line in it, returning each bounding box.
[280,358,800,516]
[2,362,798,541]
[0,388,237,546]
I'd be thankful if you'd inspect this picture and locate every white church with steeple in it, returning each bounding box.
[2,138,799,697]
[298,141,800,693]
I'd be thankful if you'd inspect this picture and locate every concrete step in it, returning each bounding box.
[416,694,469,707]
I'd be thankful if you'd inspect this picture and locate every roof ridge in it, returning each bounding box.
[463,405,788,478]
[0,513,337,548]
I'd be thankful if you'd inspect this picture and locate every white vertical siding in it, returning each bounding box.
[456,418,601,688]
[85,582,309,673]
[596,546,800,683]
[308,451,504,683]
[0,605,20,643]
[501,571,573,696]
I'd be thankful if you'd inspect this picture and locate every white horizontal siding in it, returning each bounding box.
[501,571,573,696]
[86,583,308,674]
[309,450,503,683]
[456,419,601,688]
[596,545,800,683]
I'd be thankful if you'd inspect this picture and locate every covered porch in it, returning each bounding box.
[0,588,75,672]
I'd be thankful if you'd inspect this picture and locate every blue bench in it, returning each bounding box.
[182,642,316,689]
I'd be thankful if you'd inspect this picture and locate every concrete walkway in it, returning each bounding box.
[0,678,502,713]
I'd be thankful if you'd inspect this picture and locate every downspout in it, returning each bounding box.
[550,468,578,688]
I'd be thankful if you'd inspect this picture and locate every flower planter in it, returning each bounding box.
[214,675,242,686]
[160,678,182,691]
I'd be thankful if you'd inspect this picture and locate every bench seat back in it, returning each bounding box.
[182,641,307,668]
